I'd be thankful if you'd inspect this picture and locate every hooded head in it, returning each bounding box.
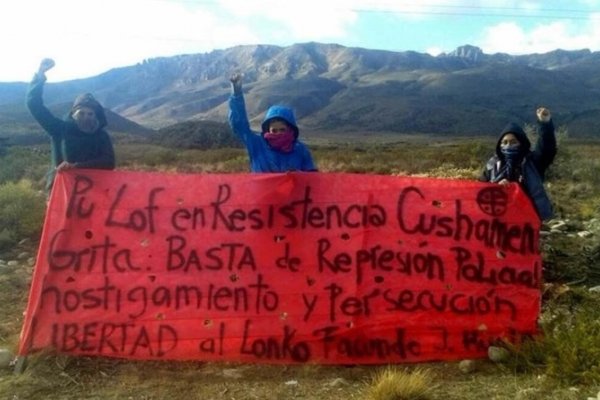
[261,105,299,139]
[69,93,107,132]
[495,122,530,159]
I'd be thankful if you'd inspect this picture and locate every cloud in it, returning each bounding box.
[218,0,359,40]
[1,0,260,81]
[426,47,445,56]
[480,15,600,54]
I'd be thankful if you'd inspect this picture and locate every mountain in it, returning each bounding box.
[1,43,600,137]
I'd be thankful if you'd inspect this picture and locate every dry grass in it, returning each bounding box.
[2,136,600,399]
[364,366,434,400]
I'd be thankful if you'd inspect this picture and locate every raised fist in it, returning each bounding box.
[229,72,243,94]
[38,58,56,75]
[536,107,551,123]
[229,72,243,85]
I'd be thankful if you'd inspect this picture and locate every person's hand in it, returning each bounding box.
[536,107,551,123]
[38,58,56,75]
[497,179,511,186]
[56,161,76,171]
[230,72,243,94]
[230,72,243,85]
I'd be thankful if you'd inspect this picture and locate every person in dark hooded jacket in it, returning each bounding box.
[27,58,115,193]
[228,73,316,172]
[480,107,556,220]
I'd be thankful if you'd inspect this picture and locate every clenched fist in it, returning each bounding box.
[536,107,551,123]
[230,72,243,94]
[38,58,56,75]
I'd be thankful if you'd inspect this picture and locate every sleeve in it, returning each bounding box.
[479,158,494,182]
[26,73,64,136]
[302,146,318,172]
[228,92,257,147]
[531,119,557,176]
[74,132,116,170]
[479,170,490,182]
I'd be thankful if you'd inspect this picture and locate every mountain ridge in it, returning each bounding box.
[1,43,600,137]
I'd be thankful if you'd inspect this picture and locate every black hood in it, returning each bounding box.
[495,122,531,158]
[68,93,108,130]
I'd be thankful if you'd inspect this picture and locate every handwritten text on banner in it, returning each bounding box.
[19,170,541,364]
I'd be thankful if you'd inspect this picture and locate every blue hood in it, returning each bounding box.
[261,105,299,139]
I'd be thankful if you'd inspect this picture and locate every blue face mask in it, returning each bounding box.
[494,143,522,182]
[500,144,521,158]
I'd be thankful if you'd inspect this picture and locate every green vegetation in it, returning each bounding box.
[0,180,45,251]
[498,286,600,385]
[151,120,243,150]
[541,288,600,385]
[0,133,599,399]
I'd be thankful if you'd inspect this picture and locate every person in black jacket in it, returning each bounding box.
[26,58,115,193]
[480,107,557,220]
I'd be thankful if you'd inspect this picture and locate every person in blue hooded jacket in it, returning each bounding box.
[480,107,556,221]
[228,73,317,172]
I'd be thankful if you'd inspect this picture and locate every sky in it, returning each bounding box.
[1,0,599,82]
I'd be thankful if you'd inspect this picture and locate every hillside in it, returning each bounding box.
[1,43,600,136]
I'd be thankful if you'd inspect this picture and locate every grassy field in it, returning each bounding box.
[0,133,599,399]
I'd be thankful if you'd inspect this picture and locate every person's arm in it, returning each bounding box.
[302,146,318,172]
[479,157,494,182]
[531,107,557,176]
[479,168,491,182]
[228,73,256,147]
[26,58,64,136]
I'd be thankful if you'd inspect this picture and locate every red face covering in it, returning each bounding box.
[263,130,295,152]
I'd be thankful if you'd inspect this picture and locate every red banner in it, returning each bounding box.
[19,170,541,364]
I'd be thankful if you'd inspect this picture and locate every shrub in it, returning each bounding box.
[152,120,242,150]
[0,146,48,187]
[503,287,600,386]
[542,290,600,385]
[0,180,46,251]
[364,366,434,400]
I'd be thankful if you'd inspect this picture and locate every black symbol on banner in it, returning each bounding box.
[477,187,508,217]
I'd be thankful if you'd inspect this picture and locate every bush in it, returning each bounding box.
[542,290,600,385]
[504,287,600,386]
[0,180,46,251]
[364,367,434,400]
[0,146,48,187]
[152,120,242,150]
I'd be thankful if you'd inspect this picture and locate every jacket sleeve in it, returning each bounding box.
[26,73,64,136]
[302,146,318,172]
[531,120,557,178]
[479,157,495,182]
[74,132,116,170]
[479,169,491,182]
[228,92,257,147]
